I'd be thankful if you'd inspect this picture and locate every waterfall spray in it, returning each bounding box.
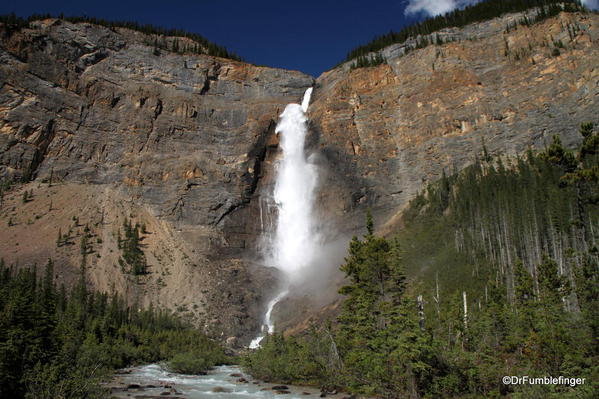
[249,88,317,348]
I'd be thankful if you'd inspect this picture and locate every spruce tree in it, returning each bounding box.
[337,213,433,397]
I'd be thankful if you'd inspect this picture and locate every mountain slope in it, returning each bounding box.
[1,10,598,344]
[309,10,599,233]
[0,17,313,343]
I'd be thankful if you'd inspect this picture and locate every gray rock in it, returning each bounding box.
[1,11,598,341]
[0,18,311,341]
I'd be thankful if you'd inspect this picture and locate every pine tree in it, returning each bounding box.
[541,135,577,172]
[574,254,599,353]
[514,259,534,305]
[537,256,568,304]
[42,258,55,310]
[337,213,433,397]
[80,235,88,256]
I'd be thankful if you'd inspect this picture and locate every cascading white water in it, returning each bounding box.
[272,87,317,280]
[249,88,317,349]
[301,88,312,113]
[264,289,289,334]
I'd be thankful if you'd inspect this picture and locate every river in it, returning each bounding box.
[108,364,350,399]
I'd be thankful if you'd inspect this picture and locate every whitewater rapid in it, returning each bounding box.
[111,364,344,398]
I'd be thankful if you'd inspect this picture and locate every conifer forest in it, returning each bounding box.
[1,0,598,397]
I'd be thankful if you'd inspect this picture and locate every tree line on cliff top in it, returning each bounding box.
[1,0,591,70]
[0,12,242,61]
[243,122,599,398]
[344,0,586,66]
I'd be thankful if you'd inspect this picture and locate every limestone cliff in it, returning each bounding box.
[1,11,598,343]
[0,18,313,343]
[309,10,599,234]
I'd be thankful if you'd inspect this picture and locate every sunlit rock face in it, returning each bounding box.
[1,10,598,343]
[309,10,599,234]
[0,18,313,344]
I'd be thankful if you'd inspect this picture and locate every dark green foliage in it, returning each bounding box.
[0,12,28,28]
[405,126,598,286]
[514,259,534,305]
[350,52,386,69]
[245,123,598,398]
[551,46,562,57]
[245,216,438,398]
[0,13,242,61]
[574,254,599,354]
[336,222,435,398]
[391,124,598,398]
[0,259,227,399]
[80,235,89,256]
[563,122,599,184]
[578,122,597,158]
[342,0,583,65]
[242,326,342,389]
[119,218,147,275]
[168,351,223,375]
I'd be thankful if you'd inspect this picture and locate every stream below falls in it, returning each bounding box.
[108,364,349,399]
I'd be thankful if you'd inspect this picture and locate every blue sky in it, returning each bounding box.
[0,0,433,77]
[2,1,596,76]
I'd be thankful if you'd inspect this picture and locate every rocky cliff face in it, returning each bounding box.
[309,10,599,233]
[1,11,598,343]
[0,18,313,343]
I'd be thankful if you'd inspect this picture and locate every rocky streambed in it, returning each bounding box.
[107,364,352,399]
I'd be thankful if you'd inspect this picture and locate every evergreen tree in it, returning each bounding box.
[342,0,583,65]
[514,259,534,305]
[245,121,597,397]
[541,135,577,172]
[0,259,227,399]
[337,214,434,397]
[118,218,147,275]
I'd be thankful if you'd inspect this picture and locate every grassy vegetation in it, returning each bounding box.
[244,123,598,398]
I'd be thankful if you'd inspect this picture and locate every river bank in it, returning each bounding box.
[106,364,354,399]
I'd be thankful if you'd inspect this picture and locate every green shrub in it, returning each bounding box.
[168,353,213,375]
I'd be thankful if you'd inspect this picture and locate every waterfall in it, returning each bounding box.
[249,88,317,348]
